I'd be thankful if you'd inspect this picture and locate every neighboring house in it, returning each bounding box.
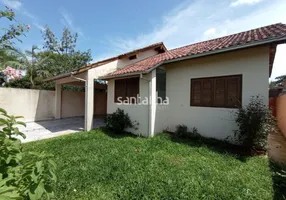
[47,23,286,139]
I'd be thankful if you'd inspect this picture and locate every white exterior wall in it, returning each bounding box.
[91,49,160,79]
[154,46,269,139]
[117,49,158,68]
[107,74,151,137]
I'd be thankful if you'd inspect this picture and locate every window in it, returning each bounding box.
[114,77,139,103]
[156,68,166,103]
[190,75,242,108]
[128,55,137,60]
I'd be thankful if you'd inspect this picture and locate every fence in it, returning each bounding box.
[268,88,286,164]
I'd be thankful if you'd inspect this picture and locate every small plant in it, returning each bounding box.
[174,125,200,139]
[190,127,200,138]
[0,108,57,200]
[105,108,138,133]
[234,95,276,151]
[174,124,188,138]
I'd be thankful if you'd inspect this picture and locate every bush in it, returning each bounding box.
[174,125,200,139]
[234,95,276,151]
[4,76,55,90]
[0,108,57,199]
[105,108,138,133]
[174,124,188,138]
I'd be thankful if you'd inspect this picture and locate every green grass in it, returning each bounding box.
[23,129,274,200]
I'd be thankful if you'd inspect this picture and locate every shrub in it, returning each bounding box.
[0,108,57,200]
[234,95,276,151]
[174,124,188,138]
[105,108,138,133]
[174,125,200,139]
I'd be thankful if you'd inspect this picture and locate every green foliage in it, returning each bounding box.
[174,124,188,137]
[41,26,92,75]
[174,124,200,139]
[23,130,273,199]
[105,108,138,133]
[273,75,286,86]
[19,152,57,200]
[4,46,54,88]
[5,76,55,90]
[270,161,286,199]
[0,108,57,200]
[234,95,276,151]
[0,7,29,48]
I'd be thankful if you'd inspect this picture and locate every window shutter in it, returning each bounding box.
[114,79,126,103]
[226,76,242,107]
[191,80,202,106]
[214,78,226,107]
[126,78,139,104]
[191,75,242,108]
[201,79,213,106]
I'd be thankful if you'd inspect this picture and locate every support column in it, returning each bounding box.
[85,71,94,131]
[150,69,157,137]
[55,84,62,119]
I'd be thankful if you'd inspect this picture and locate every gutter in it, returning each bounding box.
[101,36,286,79]
[140,74,151,137]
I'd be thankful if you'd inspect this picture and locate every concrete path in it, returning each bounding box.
[18,117,104,143]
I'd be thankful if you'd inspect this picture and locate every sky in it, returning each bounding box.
[1,0,286,80]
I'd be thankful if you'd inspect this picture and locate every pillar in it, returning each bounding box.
[150,69,157,137]
[85,71,94,131]
[55,84,62,119]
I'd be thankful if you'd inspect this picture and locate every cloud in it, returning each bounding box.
[204,28,216,36]
[60,9,85,38]
[230,0,263,7]
[1,0,22,10]
[99,0,286,78]
[22,10,37,20]
[33,22,45,31]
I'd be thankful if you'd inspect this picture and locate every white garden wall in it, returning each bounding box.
[0,88,107,122]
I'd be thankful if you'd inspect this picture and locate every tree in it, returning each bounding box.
[5,46,53,88]
[0,48,20,70]
[0,7,29,48]
[273,75,286,86]
[41,26,92,74]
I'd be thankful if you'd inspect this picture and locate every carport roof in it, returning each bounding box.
[45,42,167,82]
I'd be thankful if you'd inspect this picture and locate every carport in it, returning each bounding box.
[46,68,108,131]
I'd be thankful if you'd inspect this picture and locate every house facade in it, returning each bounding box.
[106,46,269,138]
[47,23,286,139]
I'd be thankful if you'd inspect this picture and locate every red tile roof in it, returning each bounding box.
[105,23,286,78]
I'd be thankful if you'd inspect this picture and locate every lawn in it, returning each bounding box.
[23,129,274,200]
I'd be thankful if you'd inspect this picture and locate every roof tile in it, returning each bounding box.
[107,23,286,77]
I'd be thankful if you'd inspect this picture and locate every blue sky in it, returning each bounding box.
[1,0,286,80]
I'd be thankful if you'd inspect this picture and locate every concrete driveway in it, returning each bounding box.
[18,117,104,143]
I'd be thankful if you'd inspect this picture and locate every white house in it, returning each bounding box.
[47,23,286,139]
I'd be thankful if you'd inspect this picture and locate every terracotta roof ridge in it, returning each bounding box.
[168,22,284,52]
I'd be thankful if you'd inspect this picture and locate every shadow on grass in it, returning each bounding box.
[269,160,286,200]
[96,127,138,139]
[169,134,253,162]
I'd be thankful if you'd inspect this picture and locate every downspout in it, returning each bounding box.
[140,73,151,137]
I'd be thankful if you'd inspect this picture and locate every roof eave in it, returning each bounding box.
[99,72,143,80]
[144,36,286,74]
